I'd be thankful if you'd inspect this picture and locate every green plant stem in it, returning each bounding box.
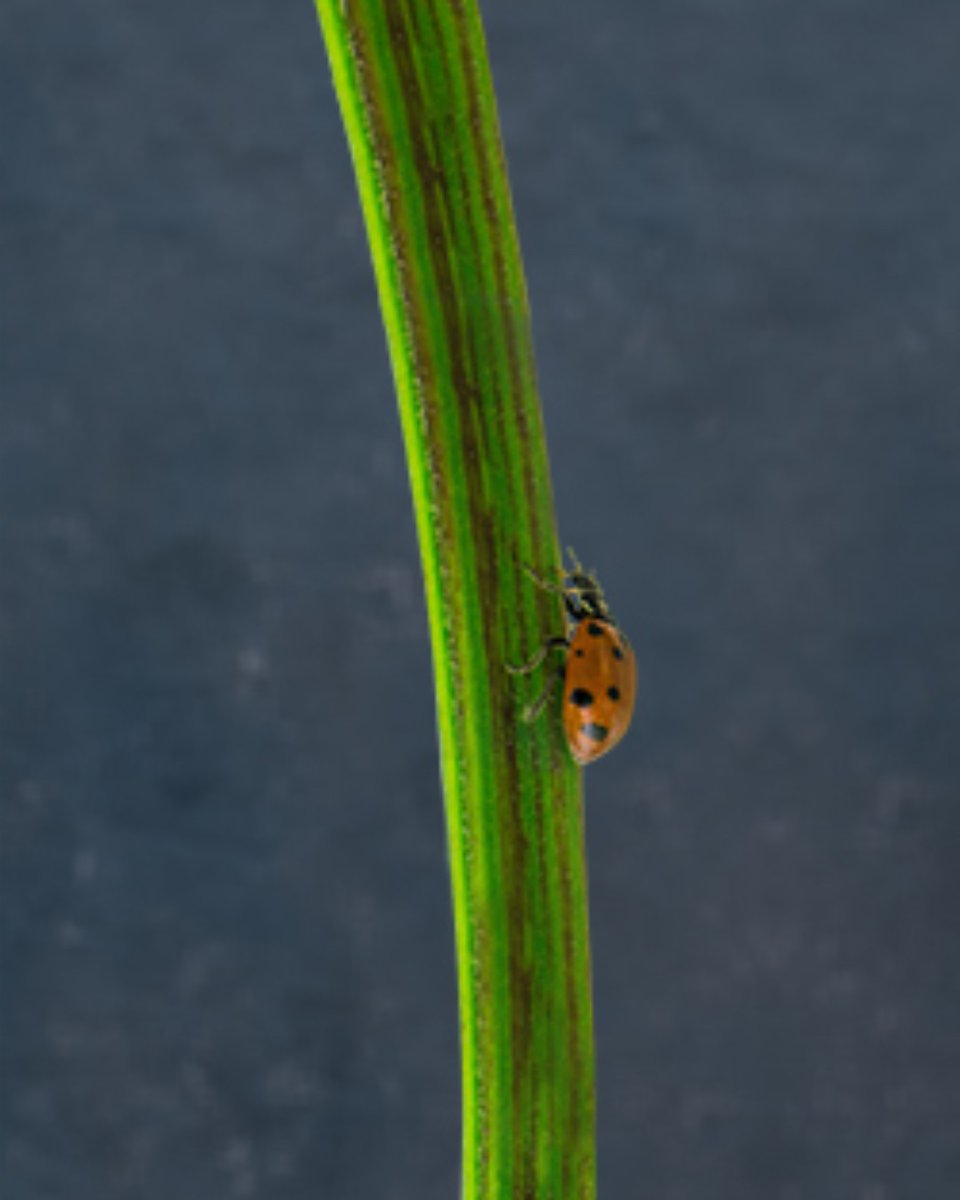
[314,4,595,1196]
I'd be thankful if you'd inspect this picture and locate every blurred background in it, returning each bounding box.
[2,2,959,1197]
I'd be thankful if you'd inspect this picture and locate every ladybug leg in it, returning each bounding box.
[524,565,585,618]
[505,634,569,676]
[522,661,566,723]
[523,564,568,597]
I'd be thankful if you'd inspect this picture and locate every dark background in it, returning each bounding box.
[2,2,959,1197]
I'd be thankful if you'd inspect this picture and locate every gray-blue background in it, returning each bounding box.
[3,2,959,1197]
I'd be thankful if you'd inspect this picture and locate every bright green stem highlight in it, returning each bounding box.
[314,4,595,1197]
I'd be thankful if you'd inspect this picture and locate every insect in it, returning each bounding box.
[507,549,637,764]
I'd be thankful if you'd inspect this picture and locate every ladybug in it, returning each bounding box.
[508,549,637,764]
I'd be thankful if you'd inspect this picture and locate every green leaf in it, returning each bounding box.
[314,4,595,1196]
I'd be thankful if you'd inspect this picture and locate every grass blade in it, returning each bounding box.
[314,5,595,1196]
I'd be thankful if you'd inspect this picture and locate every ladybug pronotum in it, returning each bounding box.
[508,549,637,764]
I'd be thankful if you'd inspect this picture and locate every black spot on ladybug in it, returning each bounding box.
[612,645,624,660]
[607,686,620,701]
[587,622,604,637]
[580,722,610,743]
[574,648,585,657]
[569,687,594,708]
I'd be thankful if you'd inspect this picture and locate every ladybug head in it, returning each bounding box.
[566,552,612,624]
[571,573,607,612]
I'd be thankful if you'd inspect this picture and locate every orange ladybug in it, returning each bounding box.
[508,549,637,764]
